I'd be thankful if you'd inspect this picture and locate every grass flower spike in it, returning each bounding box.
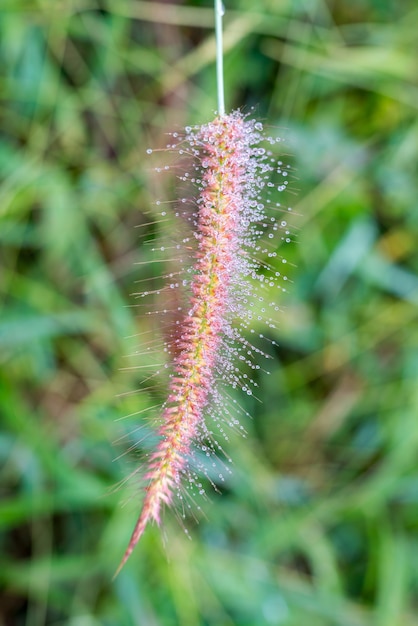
[115,2,291,575]
[116,111,288,574]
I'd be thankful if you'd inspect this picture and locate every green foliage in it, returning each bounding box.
[1,1,418,624]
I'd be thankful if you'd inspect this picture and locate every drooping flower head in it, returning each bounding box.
[115,110,291,574]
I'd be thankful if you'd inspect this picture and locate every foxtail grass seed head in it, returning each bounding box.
[115,110,293,575]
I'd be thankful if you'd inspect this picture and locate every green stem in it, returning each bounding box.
[215,0,225,116]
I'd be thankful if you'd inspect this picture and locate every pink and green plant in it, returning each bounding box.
[115,1,290,575]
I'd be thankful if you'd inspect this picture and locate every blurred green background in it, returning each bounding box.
[1,0,418,624]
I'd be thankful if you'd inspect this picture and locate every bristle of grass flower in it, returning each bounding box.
[115,110,293,576]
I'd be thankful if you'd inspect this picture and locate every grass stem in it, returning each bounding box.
[215,0,225,115]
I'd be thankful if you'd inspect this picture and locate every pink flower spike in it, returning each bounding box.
[115,110,287,575]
